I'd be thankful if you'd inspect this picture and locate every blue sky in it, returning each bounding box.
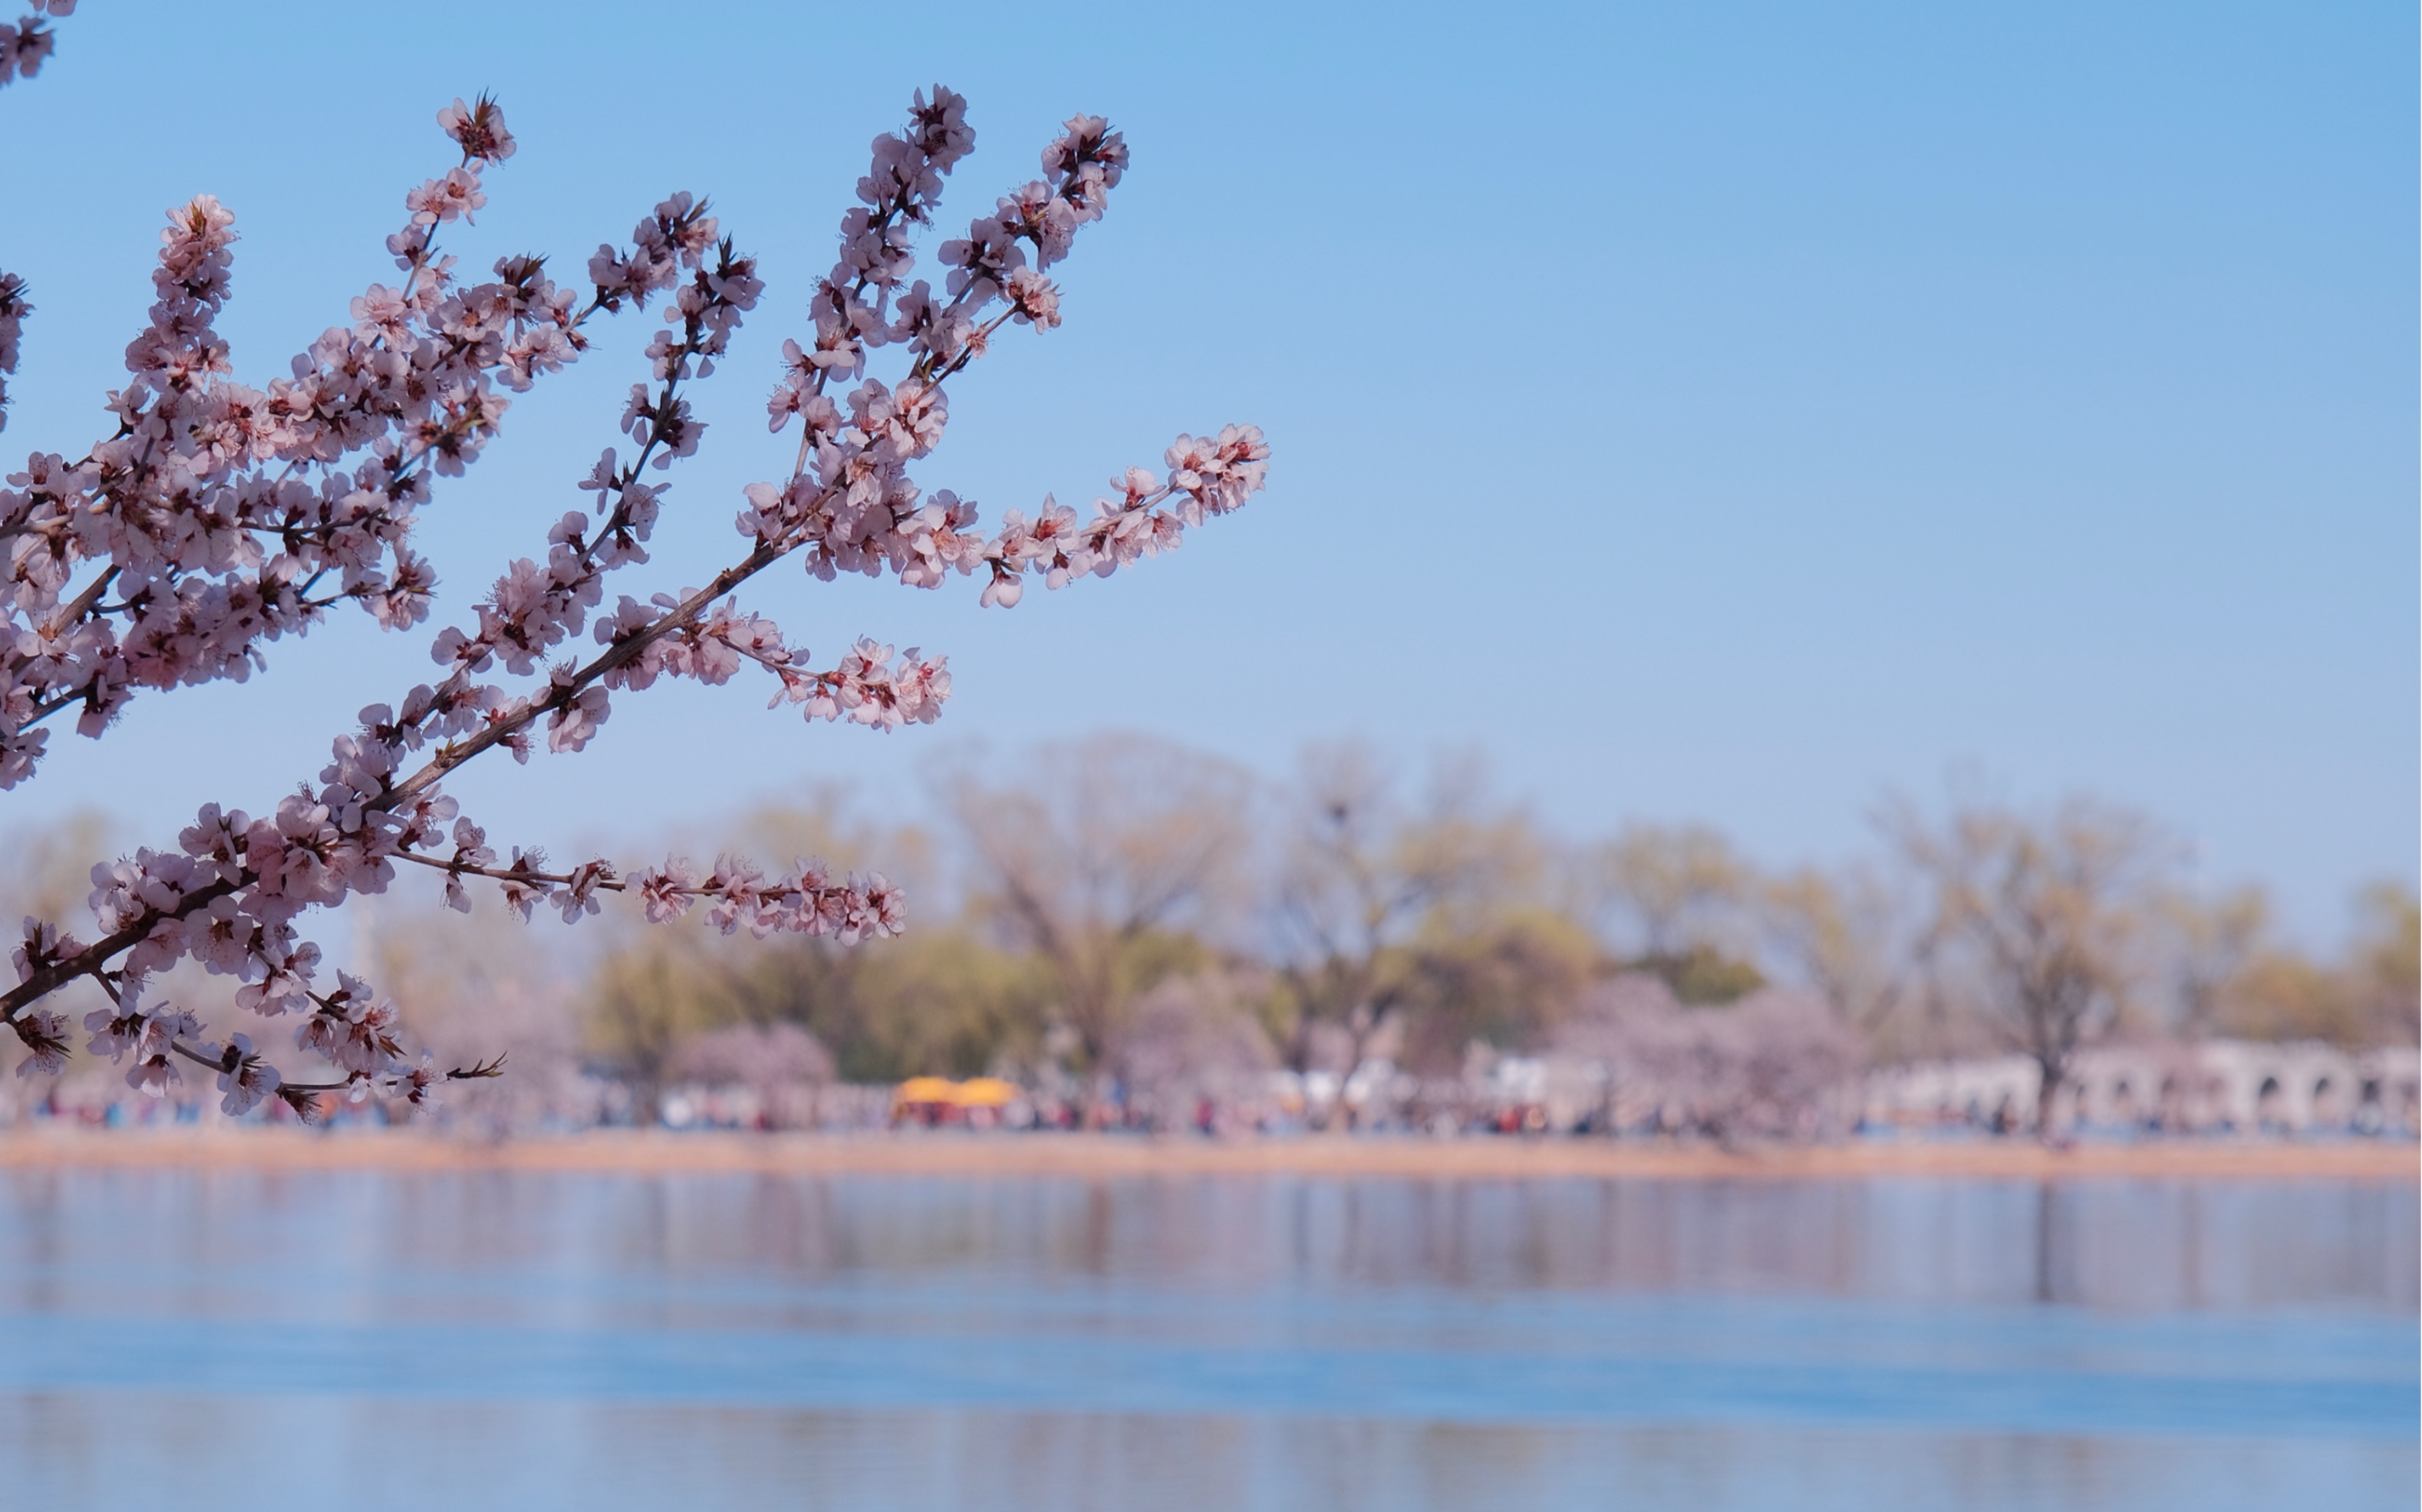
[2,1,2413,941]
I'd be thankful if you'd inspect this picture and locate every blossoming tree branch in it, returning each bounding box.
[0,25,1269,1118]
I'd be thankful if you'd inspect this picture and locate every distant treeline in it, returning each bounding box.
[5,735,2414,1131]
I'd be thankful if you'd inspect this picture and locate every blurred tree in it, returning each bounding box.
[0,808,114,928]
[1267,741,1538,1076]
[1583,824,1764,1003]
[363,895,595,1131]
[1112,967,1280,1127]
[589,922,1056,1105]
[2350,882,2420,1045]
[668,1023,835,1127]
[1655,945,1768,1006]
[1392,906,1600,1076]
[1759,864,1919,1046]
[0,811,120,1047]
[588,935,712,1106]
[1890,795,2168,1136]
[2154,884,2269,1040]
[1556,978,1865,1143]
[940,733,1254,1100]
[585,792,1047,1111]
[2210,882,2419,1047]
[673,1023,834,1089]
[709,789,945,910]
[2217,948,2360,1044]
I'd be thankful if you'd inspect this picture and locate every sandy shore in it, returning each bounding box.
[0,1126,2410,1182]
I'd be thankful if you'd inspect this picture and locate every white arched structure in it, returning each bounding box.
[1866,1042,2421,1136]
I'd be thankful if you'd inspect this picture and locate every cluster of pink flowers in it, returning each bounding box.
[735,106,1262,619]
[0,0,70,87]
[0,92,723,791]
[627,855,905,942]
[2,78,1267,1115]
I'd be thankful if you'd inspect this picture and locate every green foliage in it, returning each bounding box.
[589,923,1058,1089]
[1066,926,1219,1065]
[2216,882,2420,1047]
[2354,882,2420,1043]
[1392,906,1602,1075]
[1632,944,1767,1006]
[2219,950,2363,1045]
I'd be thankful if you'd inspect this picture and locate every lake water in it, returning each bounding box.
[0,1164,2412,1510]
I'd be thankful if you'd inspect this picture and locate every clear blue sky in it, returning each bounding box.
[3,1,2414,941]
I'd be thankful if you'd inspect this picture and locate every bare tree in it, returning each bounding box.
[941,734,1253,1104]
[1268,741,1534,1078]
[2155,884,2268,1040]
[1890,795,2167,1138]
[1761,863,1926,1051]
[2349,882,2420,1046]
[1582,823,1763,1001]
[2215,881,2422,1048]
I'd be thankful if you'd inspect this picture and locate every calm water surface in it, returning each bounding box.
[0,1163,2411,1510]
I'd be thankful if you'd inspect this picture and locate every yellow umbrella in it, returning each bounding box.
[954,1077,1018,1108]
[895,1076,959,1105]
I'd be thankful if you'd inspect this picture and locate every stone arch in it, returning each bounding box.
[2311,1075,2341,1128]
[2256,1074,2284,1128]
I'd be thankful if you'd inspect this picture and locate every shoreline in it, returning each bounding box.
[0,1127,2411,1182]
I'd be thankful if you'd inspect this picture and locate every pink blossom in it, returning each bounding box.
[389,1052,442,1108]
[0,81,1265,1124]
[0,115,638,790]
[1005,269,1061,328]
[545,683,610,753]
[0,16,61,88]
[213,1033,281,1115]
[13,917,85,984]
[404,166,487,228]
[436,94,516,163]
[351,285,414,344]
[295,979,404,1078]
[12,1010,68,1076]
[630,858,699,923]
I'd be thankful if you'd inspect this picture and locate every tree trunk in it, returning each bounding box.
[2035,1057,2066,1146]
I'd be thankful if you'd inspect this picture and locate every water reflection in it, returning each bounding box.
[11,1169,2401,1310]
[0,1170,2410,1511]
[3,1395,2412,1512]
